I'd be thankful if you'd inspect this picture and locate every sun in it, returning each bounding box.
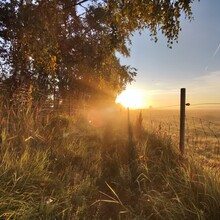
[116,88,146,109]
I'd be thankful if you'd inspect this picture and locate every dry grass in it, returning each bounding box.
[137,108,220,173]
[0,101,220,219]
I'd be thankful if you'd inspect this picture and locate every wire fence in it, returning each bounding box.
[142,103,220,173]
[1,83,220,172]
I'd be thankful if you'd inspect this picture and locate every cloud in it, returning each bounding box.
[128,71,220,108]
[145,71,220,107]
[213,43,220,57]
[193,71,220,88]
[185,71,220,103]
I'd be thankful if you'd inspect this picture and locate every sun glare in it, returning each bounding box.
[116,89,146,109]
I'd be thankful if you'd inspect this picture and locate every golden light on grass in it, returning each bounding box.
[116,88,146,109]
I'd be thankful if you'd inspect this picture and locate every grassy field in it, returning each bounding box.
[131,108,220,172]
[1,104,220,219]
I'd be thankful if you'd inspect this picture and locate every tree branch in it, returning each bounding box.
[75,0,90,7]
[64,0,90,10]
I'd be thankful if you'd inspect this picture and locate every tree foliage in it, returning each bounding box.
[0,0,197,108]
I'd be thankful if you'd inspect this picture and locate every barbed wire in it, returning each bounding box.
[143,110,220,172]
[150,102,220,109]
[151,104,179,109]
[190,103,220,106]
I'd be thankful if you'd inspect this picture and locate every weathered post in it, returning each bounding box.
[180,88,186,155]
[127,107,137,183]
[127,107,133,150]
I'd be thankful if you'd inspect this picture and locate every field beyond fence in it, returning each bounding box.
[132,108,220,174]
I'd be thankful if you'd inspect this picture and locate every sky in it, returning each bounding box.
[117,0,220,109]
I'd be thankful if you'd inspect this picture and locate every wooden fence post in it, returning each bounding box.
[127,107,137,183]
[180,88,186,155]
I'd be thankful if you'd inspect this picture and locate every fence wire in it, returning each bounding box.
[142,107,220,173]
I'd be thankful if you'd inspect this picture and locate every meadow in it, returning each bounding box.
[0,102,220,219]
[136,108,220,173]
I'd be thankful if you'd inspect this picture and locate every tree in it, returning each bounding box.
[0,0,197,109]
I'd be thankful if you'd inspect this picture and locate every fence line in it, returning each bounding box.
[1,85,220,172]
[143,109,220,172]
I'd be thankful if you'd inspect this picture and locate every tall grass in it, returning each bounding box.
[0,100,220,219]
